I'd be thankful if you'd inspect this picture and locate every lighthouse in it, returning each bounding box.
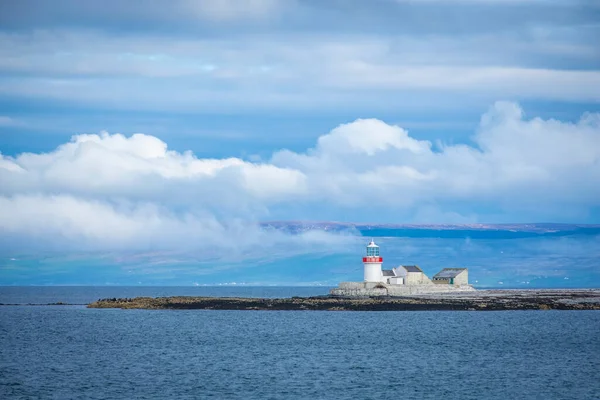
[363,240,383,282]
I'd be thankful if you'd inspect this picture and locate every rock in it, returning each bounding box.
[86,289,600,311]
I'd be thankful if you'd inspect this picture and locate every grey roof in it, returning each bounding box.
[382,270,395,277]
[433,268,467,278]
[402,265,423,273]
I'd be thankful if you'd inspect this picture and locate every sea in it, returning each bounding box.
[1,286,600,400]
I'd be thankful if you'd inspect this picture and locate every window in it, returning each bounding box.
[366,247,379,257]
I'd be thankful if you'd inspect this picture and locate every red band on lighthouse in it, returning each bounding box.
[362,257,383,263]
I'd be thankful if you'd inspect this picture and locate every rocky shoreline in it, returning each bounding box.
[87,289,600,311]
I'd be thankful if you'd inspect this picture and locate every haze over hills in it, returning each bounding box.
[2,222,599,287]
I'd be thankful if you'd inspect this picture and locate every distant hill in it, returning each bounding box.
[260,222,600,239]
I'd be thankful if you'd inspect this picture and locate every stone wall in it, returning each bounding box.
[338,282,391,290]
[330,282,476,297]
[338,282,367,289]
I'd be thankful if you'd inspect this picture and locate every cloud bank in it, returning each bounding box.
[0,0,598,114]
[1,101,599,252]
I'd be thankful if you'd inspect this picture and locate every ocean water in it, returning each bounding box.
[1,287,600,400]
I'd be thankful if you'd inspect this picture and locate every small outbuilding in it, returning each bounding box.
[397,265,432,285]
[382,269,395,278]
[382,269,404,285]
[432,268,469,285]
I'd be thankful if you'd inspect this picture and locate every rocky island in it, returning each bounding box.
[87,242,600,311]
[88,289,600,311]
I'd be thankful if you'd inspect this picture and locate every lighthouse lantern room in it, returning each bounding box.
[363,240,383,282]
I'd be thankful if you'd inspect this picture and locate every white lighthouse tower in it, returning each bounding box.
[363,240,383,282]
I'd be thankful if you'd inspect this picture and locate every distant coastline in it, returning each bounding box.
[262,221,600,231]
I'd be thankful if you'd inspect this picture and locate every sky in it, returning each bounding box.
[1,0,600,269]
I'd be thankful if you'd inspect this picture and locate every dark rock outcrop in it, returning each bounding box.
[87,289,600,311]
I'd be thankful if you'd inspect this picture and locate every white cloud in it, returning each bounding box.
[0,101,599,251]
[0,194,350,257]
[0,131,305,204]
[278,100,600,209]
[316,119,431,156]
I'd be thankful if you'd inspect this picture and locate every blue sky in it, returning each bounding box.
[1,0,600,257]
